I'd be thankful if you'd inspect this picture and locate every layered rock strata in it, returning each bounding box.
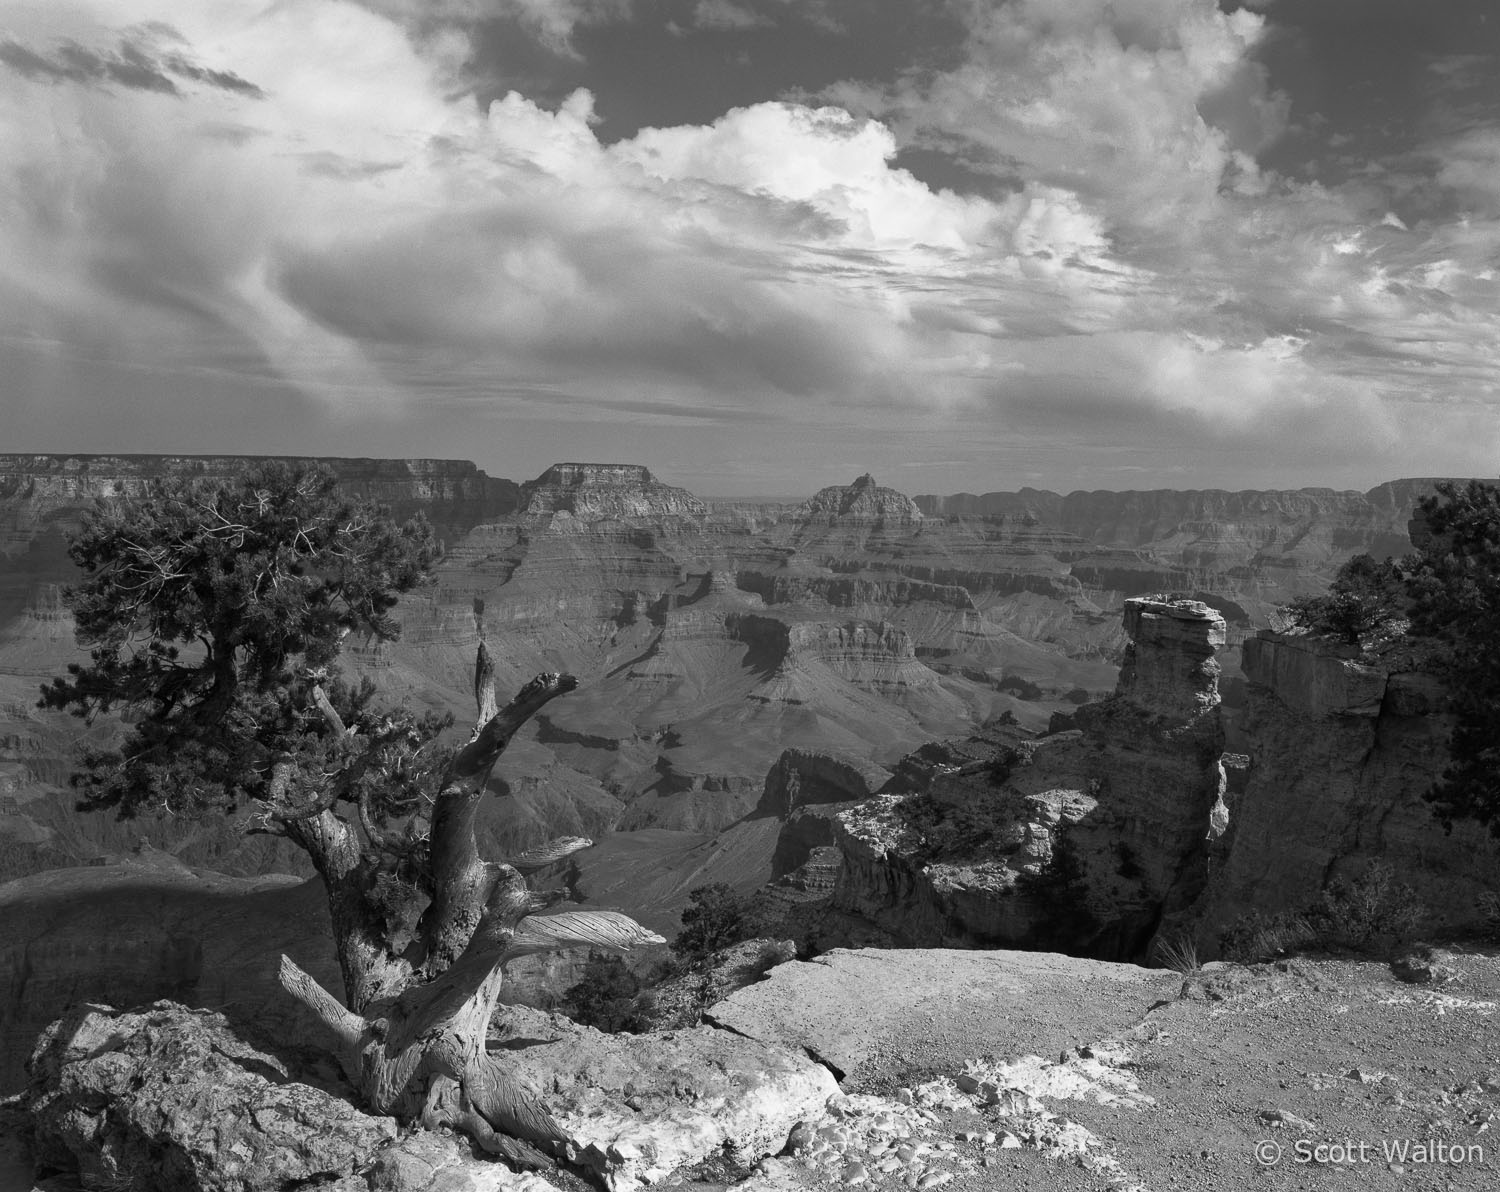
[0,455,518,555]
[796,474,921,524]
[913,480,1442,574]
[519,463,708,520]
[826,598,1228,958]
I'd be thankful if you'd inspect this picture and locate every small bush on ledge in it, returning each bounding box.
[1221,860,1427,963]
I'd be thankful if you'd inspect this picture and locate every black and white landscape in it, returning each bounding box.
[2,2,1499,1190]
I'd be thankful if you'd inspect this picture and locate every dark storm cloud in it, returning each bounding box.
[0,36,264,98]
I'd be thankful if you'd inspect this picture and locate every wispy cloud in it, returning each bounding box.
[0,33,263,97]
[0,0,1497,489]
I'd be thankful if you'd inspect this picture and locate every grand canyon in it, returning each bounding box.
[3,455,1497,1192]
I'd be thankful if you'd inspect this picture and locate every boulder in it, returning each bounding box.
[26,1001,393,1192]
[496,1007,836,1192]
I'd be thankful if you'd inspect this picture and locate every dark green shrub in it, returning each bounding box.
[562,950,644,1033]
[1280,553,1407,650]
[1317,860,1425,947]
[1220,860,1426,962]
[671,883,749,962]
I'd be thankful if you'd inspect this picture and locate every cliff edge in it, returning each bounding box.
[1198,629,1500,940]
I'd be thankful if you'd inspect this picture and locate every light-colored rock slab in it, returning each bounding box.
[706,947,1178,1081]
[498,1007,837,1192]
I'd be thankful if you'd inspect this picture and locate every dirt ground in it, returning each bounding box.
[718,948,1500,1192]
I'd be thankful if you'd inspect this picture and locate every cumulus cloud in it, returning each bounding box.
[824,0,1286,241]
[1,0,1497,486]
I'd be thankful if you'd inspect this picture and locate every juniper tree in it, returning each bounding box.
[1281,479,1500,835]
[41,462,659,1170]
[1406,480,1500,834]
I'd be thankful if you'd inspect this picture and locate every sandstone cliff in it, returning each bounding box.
[796,474,922,524]
[519,463,708,520]
[823,598,1228,958]
[1196,631,1500,942]
[913,481,1442,605]
[0,454,518,556]
[756,748,893,883]
[816,596,1500,962]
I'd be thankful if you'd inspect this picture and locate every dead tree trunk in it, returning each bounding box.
[263,647,662,1168]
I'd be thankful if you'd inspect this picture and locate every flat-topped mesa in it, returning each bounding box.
[797,473,923,524]
[519,462,709,519]
[1115,597,1226,721]
[0,454,519,552]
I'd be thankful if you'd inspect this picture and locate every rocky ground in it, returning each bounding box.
[704,947,1500,1192]
[5,944,1498,1192]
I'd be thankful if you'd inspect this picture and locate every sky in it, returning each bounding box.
[1,0,1498,497]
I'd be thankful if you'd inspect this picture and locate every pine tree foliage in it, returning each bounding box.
[1280,552,1408,650]
[671,882,749,961]
[1405,481,1500,833]
[39,462,445,820]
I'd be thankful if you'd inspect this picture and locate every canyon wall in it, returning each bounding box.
[822,598,1227,957]
[0,457,1468,944]
[520,463,708,519]
[913,481,1444,589]
[796,473,922,524]
[0,454,519,556]
[1197,631,1500,941]
[913,482,1455,633]
[813,596,1499,960]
